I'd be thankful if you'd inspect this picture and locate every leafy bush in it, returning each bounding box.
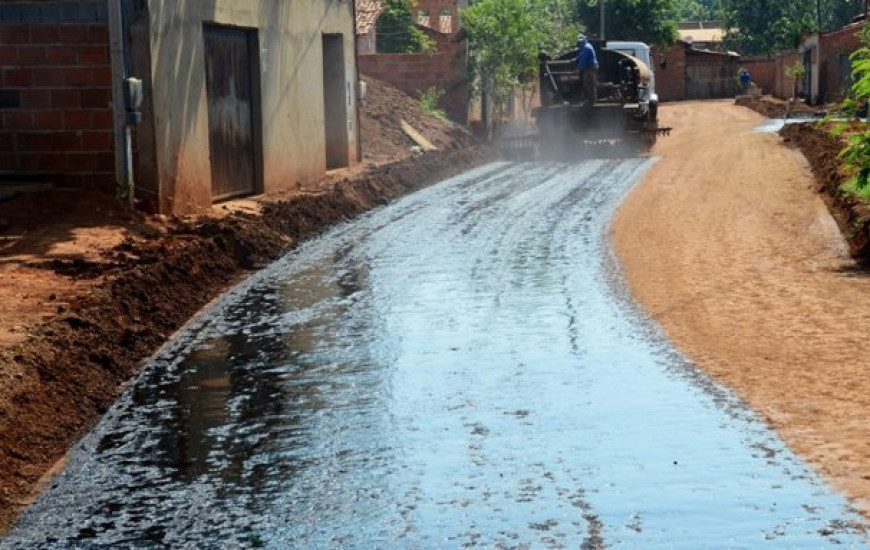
[784,60,805,99]
[419,87,448,122]
[831,26,870,190]
[376,0,436,54]
[462,0,579,135]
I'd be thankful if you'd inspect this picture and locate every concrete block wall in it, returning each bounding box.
[0,1,114,188]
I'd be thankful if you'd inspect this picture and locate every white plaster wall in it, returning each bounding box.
[147,0,359,213]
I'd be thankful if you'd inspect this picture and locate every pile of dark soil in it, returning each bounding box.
[780,122,870,260]
[0,78,496,532]
[359,76,474,162]
[736,95,829,119]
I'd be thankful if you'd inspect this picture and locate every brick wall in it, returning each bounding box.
[819,23,863,103]
[654,43,687,101]
[359,38,468,123]
[741,56,776,95]
[0,1,114,188]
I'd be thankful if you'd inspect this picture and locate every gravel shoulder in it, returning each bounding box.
[612,99,870,518]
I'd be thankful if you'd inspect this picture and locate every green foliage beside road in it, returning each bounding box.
[832,27,870,193]
[419,87,448,122]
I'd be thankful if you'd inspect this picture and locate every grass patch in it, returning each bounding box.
[841,177,870,202]
[419,87,448,122]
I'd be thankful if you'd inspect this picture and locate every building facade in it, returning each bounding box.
[1,0,360,214]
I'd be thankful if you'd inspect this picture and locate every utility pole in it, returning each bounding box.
[600,0,605,41]
[107,0,134,208]
[816,0,822,32]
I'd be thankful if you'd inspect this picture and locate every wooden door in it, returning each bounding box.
[203,25,258,200]
[322,34,349,170]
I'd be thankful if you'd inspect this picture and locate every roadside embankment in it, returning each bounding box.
[779,122,870,261]
[736,94,870,260]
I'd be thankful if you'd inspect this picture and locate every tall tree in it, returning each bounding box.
[720,0,866,55]
[462,0,579,132]
[668,0,722,21]
[573,0,679,47]
[376,0,434,54]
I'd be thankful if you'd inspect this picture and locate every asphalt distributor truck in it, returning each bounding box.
[529,40,670,157]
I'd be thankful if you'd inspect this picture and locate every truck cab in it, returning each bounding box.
[605,41,657,102]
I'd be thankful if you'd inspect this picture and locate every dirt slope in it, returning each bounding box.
[0,78,491,532]
[612,99,870,518]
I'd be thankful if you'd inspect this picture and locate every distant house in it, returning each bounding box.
[0,0,360,214]
[356,0,383,55]
[656,40,741,101]
[798,19,865,104]
[738,12,867,104]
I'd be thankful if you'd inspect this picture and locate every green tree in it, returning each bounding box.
[668,0,722,21]
[573,0,679,47]
[462,0,579,134]
[376,0,435,54]
[720,0,865,55]
[784,60,805,100]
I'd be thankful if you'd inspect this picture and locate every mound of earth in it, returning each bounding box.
[736,95,829,118]
[0,77,494,532]
[360,76,474,163]
[779,121,870,259]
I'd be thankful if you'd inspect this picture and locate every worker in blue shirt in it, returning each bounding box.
[576,35,599,104]
[739,68,751,95]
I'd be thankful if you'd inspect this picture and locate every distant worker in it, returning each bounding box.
[739,68,751,95]
[576,34,599,104]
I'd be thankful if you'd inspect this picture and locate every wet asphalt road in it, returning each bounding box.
[4,161,868,549]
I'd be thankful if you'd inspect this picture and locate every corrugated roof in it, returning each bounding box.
[356,0,383,35]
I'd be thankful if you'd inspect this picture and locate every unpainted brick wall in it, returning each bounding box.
[359,40,468,123]
[413,0,458,34]
[819,24,863,103]
[741,56,776,95]
[0,1,114,188]
[654,44,688,101]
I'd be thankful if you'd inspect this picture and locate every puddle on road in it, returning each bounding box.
[4,162,868,549]
[752,116,822,133]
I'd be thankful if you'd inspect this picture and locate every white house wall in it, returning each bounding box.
[146,0,358,213]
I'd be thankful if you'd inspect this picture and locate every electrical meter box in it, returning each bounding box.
[123,77,143,125]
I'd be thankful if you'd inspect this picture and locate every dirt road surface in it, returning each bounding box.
[613,99,870,517]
